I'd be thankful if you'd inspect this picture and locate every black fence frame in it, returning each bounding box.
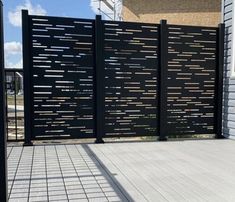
[22,11,225,144]
[22,10,33,146]
[0,1,8,201]
[215,23,225,139]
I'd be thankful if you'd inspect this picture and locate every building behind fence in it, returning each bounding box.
[122,0,221,26]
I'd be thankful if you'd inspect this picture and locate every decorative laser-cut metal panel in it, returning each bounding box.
[29,16,95,139]
[166,25,218,136]
[103,21,159,137]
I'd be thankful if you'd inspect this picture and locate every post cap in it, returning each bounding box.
[96,15,102,20]
[160,19,167,25]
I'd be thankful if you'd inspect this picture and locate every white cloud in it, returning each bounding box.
[8,0,47,27]
[4,42,22,69]
[4,41,22,55]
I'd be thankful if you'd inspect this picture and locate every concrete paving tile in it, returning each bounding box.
[86,192,106,198]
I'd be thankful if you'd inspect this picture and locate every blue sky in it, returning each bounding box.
[2,0,99,68]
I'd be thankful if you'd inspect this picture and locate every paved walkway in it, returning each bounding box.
[7,139,235,201]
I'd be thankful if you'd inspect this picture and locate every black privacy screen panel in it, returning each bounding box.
[166,25,217,136]
[30,16,95,138]
[103,21,159,137]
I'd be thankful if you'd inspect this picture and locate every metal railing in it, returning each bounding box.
[0,0,8,201]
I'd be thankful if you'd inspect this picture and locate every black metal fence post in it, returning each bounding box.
[158,20,168,141]
[215,23,225,139]
[0,1,8,201]
[94,15,105,143]
[22,10,33,146]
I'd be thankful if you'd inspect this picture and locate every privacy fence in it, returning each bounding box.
[22,10,224,144]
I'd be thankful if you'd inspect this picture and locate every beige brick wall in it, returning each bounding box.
[123,0,221,27]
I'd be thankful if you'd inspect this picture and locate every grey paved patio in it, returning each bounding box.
[7,139,235,202]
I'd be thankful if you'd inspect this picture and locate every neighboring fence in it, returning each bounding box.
[22,10,224,143]
[5,69,24,141]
